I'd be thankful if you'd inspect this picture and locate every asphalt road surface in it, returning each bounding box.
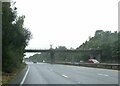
[10,62,119,85]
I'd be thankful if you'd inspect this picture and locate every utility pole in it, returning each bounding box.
[0,1,2,79]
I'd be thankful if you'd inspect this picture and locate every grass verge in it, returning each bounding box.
[2,63,26,85]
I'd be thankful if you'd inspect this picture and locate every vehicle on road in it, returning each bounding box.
[43,60,45,63]
[88,58,99,63]
[33,61,37,63]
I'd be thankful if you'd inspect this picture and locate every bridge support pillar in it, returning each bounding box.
[50,50,55,64]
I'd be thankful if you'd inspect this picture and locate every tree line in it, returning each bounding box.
[2,2,31,73]
[28,30,119,63]
[77,30,119,63]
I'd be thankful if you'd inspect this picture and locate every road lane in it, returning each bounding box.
[50,64,118,84]
[22,62,118,84]
[24,63,76,84]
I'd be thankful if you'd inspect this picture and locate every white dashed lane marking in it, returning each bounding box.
[62,75,69,78]
[97,73,109,77]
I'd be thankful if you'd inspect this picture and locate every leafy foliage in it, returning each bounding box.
[2,2,31,73]
[77,30,119,63]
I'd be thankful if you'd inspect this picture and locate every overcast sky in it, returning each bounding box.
[13,0,119,57]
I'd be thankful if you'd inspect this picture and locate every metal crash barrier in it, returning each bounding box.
[56,62,120,70]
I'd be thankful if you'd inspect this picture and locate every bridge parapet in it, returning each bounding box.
[24,49,102,53]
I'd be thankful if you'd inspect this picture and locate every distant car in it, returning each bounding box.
[80,60,84,63]
[33,61,37,63]
[88,59,99,63]
[43,60,45,63]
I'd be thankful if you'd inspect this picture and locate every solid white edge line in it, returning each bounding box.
[19,66,30,86]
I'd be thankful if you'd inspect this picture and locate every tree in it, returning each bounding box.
[112,32,120,63]
[2,2,31,73]
[77,30,118,63]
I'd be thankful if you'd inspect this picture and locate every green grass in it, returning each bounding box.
[2,63,26,86]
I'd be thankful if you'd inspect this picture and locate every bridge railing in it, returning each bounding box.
[25,49,102,53]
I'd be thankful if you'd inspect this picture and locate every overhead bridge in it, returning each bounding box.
[25,49,102,64]
[25,49,102,53]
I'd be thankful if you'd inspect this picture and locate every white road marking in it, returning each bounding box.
[19,66,30,86]
[62,74,68,78]
[97,73,109,77]
[107,69,118,72]
[37,63,46,64]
